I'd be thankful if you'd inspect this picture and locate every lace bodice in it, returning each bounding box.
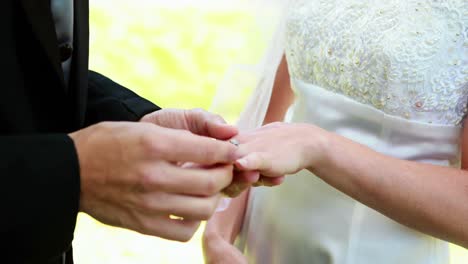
[285,0,468,125]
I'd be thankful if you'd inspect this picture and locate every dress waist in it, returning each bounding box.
[287,79,462,166]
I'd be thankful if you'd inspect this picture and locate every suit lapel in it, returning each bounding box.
[20,0,65,86]
[19,0,90,128]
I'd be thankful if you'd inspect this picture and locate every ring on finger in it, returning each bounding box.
[229,139,240,147]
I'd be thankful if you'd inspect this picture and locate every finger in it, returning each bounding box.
[141,163,234,196]
[137,192,222,221]
[222,183,250,198]
[235,152,271,172]
[233,170,260,184]
[169,130,237,164]
[205,118,238,140]
[188,109,238,140]
[252,176,283,187]
[220,171,258,197]
[147,128,237,164]
[135,215,201,242]
[261,176,285,186]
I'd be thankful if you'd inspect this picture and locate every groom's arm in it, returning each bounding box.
[84,71,161,126]
[1,134,80,262]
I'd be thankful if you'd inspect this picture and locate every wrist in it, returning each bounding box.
[203,230,223,243]
[302,124,333,172]
[204,220,229,242]
[204,212,240,244]
[203,229,232,254]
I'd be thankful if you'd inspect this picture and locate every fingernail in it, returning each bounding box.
[236,158,248,168]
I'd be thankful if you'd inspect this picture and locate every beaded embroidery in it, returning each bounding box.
[286,0,468,125]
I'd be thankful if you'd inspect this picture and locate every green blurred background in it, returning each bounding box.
[73,1,468,263]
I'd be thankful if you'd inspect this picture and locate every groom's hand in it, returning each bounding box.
[141,109,259,197]
[70,122,237,242]
[140,108,238,140]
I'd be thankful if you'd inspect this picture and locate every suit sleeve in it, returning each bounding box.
[1,134,80,262]
[85,71,161,126]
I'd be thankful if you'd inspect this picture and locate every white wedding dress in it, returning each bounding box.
[236,0,468,263]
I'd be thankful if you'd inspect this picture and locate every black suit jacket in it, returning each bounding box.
[1,0,160,263]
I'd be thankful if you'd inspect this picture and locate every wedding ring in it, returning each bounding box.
[229,139,240,147]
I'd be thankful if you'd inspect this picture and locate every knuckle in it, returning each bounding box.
[96,121,113,129]
[140,133,156,152]
[187,108,206,122]
[191,108,206,115]
[137,167,161,190]
[140,132,169,156]
[138,195,160,212]
[202,175,220,196]
[139,219,158,235]
[140,201,154,213]
[156,141,172,156]
[149,193,171,213]
[198,201,216,220]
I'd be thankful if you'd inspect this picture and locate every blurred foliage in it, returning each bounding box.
[73,1,468,263]
[88,1,263,112]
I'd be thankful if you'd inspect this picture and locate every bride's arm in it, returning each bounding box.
[263,56,295,124]
[309,125,468,247]
[234,119,468,248]
[203,56,293,261]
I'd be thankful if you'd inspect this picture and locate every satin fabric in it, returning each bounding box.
[237,79,460,264]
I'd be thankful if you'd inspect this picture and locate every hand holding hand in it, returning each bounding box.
[221,170,285,198]
[233,122,329,177]
[142,108,264,197]
[70,121,237,242]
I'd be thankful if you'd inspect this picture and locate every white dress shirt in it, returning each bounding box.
[51,0,74,86]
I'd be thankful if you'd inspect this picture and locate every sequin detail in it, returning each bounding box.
[286,0,468,125]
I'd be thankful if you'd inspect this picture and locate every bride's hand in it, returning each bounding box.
[222,171,285,197]
[233,122,329,177]
[203,233,248,264]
